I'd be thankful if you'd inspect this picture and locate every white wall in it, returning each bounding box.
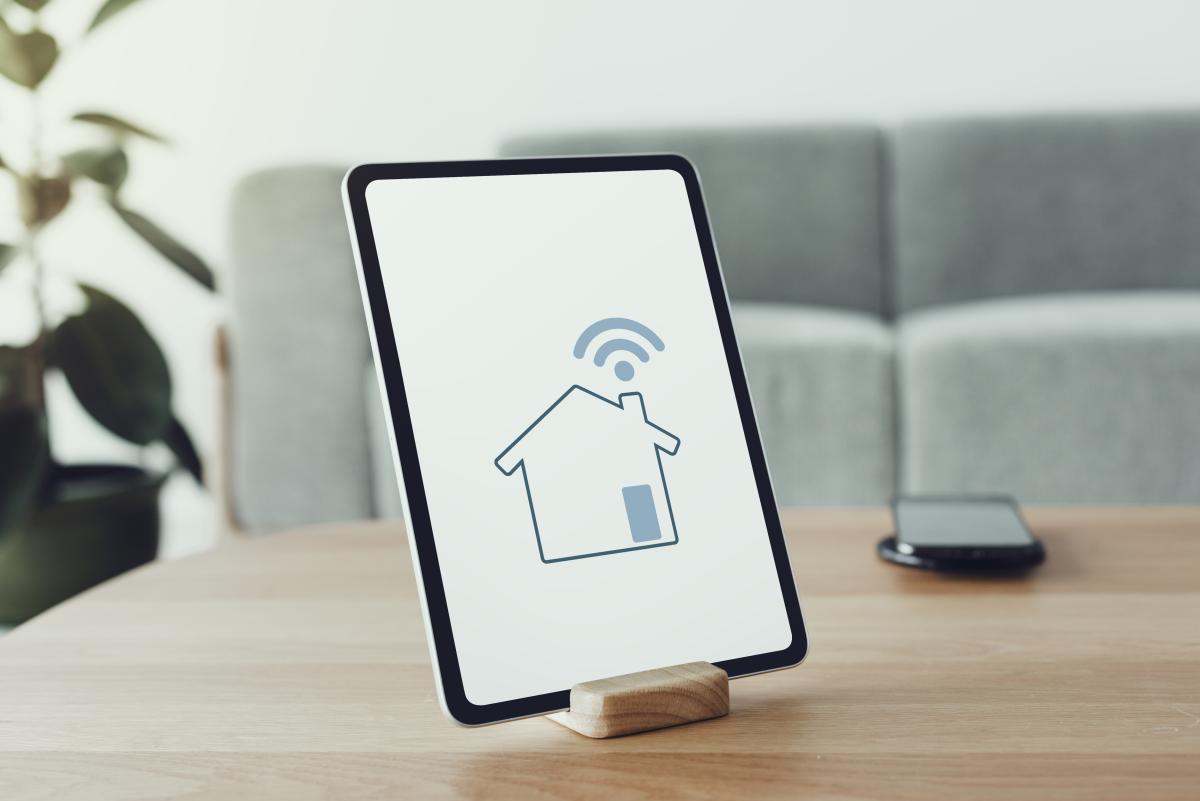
[2,0,1199,555]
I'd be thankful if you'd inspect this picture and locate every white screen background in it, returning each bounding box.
[365,169,792,705]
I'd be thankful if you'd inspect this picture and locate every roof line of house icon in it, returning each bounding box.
[495,385,682,563]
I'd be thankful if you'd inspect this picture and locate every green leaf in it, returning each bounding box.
[52,284,172,445]
[73,111,168,144]
[88,0,145,33]
[162,415,203,483]
[0,20,24,87]
[21,32,58,88]
[0,243,16,275]
[18,174,72,227]
[62,146,128,189]
[22,32,58,87]
[0,20,58,89]
[14,1,55,11]
[112,204,216,290]
[0,403,48,538]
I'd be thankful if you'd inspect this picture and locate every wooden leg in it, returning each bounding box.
[213,324,246,539]
[548,662,729,738]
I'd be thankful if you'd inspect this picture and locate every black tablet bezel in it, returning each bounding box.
[342,155,808,725]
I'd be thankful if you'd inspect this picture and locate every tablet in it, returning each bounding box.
[342,155,807,725]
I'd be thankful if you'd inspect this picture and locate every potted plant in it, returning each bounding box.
[0,0,213,624]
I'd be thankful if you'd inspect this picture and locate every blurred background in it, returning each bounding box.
[2,0,1199,623]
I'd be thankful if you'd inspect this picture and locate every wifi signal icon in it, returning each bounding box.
[573,318,665,382]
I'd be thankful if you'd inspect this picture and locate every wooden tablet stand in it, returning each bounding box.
[548,662,729,738]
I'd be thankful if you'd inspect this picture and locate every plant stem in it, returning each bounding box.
[26,84,48,421]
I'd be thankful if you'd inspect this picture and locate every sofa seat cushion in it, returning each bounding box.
[898,292,1200,502]
[732,303,894,506]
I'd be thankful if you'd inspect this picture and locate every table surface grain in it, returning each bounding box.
[1,507,1198,800]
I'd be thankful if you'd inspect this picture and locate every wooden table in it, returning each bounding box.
[1,508,1197,800]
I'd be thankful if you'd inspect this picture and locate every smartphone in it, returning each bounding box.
[880,495,1045,571]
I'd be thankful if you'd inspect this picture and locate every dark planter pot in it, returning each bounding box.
[0,464,164,626]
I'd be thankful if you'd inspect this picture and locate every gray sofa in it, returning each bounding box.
[226,112,1200,532]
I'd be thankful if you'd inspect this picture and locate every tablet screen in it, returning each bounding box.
[359,165,796,710]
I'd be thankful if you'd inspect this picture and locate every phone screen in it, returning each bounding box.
[895,498,1035,548]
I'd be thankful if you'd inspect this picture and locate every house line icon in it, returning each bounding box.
[495,385,682,563]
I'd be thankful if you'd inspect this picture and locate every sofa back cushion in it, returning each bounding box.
[501,127,887,316]
[893,112,1200,312]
